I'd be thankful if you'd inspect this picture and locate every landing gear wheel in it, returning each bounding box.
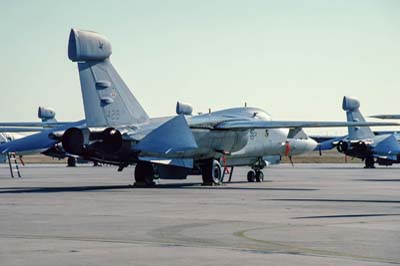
[134,162,156,187]
[67,157,76,167]
[201,159,223,186]
[364,156,375,169]
[255,171,264,182]
[247,170,256,182]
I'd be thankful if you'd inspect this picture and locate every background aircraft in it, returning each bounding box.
[57,28,396,186]
[0,106,59,161]
[316,96,400,168]
[0,107,85,176]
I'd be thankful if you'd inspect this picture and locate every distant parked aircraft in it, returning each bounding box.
[316,97,400,168]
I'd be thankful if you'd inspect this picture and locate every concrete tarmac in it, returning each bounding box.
[0,164,399,266]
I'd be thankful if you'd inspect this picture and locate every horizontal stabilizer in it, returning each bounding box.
[139,156,193,168]
[373,135,400,156]
[134,115,198,155]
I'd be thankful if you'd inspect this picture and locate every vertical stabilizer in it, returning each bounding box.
[342,96,374,140]
[68,28,149,127]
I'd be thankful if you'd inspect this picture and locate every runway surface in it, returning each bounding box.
[0,163,399,266]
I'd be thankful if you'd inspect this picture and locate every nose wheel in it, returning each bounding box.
[247,170,264,182]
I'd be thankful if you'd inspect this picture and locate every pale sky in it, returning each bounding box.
[1,0,399,134]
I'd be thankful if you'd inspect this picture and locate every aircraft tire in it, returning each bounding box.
[364,156,375,169]
[67,157,76,167]
[255,171,264,182]
[201,159,222,186]
[134,162,156,186]
[247,170,256,182]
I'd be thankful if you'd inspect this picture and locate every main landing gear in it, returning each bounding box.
[67,157,76,167]
[133,159,224,187]
[364,156,376,169]
[134,162,156,187]
[247,158,266,183]
[201,159,223,186]
[247,169,264,183]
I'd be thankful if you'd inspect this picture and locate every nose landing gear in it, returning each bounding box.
[247,157,266,182]
[247,169,264,182]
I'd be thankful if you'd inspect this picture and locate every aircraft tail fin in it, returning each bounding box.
[342,96,374,140]
[68,28,149,127]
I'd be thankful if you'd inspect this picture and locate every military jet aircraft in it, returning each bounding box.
[0,107,60,158]
[0,106,77,176]
[316,96,400,168]
[56,28,398,186]
[0,107,84,169]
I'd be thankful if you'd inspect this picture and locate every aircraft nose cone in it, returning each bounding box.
[306,138,318,153]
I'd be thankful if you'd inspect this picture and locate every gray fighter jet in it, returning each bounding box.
[317,96,400,168]
[58,28,399,186]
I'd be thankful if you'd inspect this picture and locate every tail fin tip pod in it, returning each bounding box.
[342,96,360,112]
[68,28,149,127]
[38,107,57,123]
[342,96,374,140]
[68,28,112,62]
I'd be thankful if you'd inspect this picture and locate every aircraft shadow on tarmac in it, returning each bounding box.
[266,198,400,204]
[310,166,400,170]
[293,213,400,219]
[0,182,318,194]
[265,199,400,219]
[355,179,400,182]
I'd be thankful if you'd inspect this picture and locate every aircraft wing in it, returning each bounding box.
[0,120,86,154]
[0,127,45,132]
[370,115,400,120]
[0,130,59,153]
[215,120,399,130]
[0,122,72,128]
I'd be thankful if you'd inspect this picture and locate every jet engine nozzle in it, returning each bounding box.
[62,127,89,155]
[337,141,349,153]
[100,127,123,153]
[342,96,360,111]
[353,141,369,155]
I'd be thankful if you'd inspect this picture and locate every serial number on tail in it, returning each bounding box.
[106,109,120,121]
